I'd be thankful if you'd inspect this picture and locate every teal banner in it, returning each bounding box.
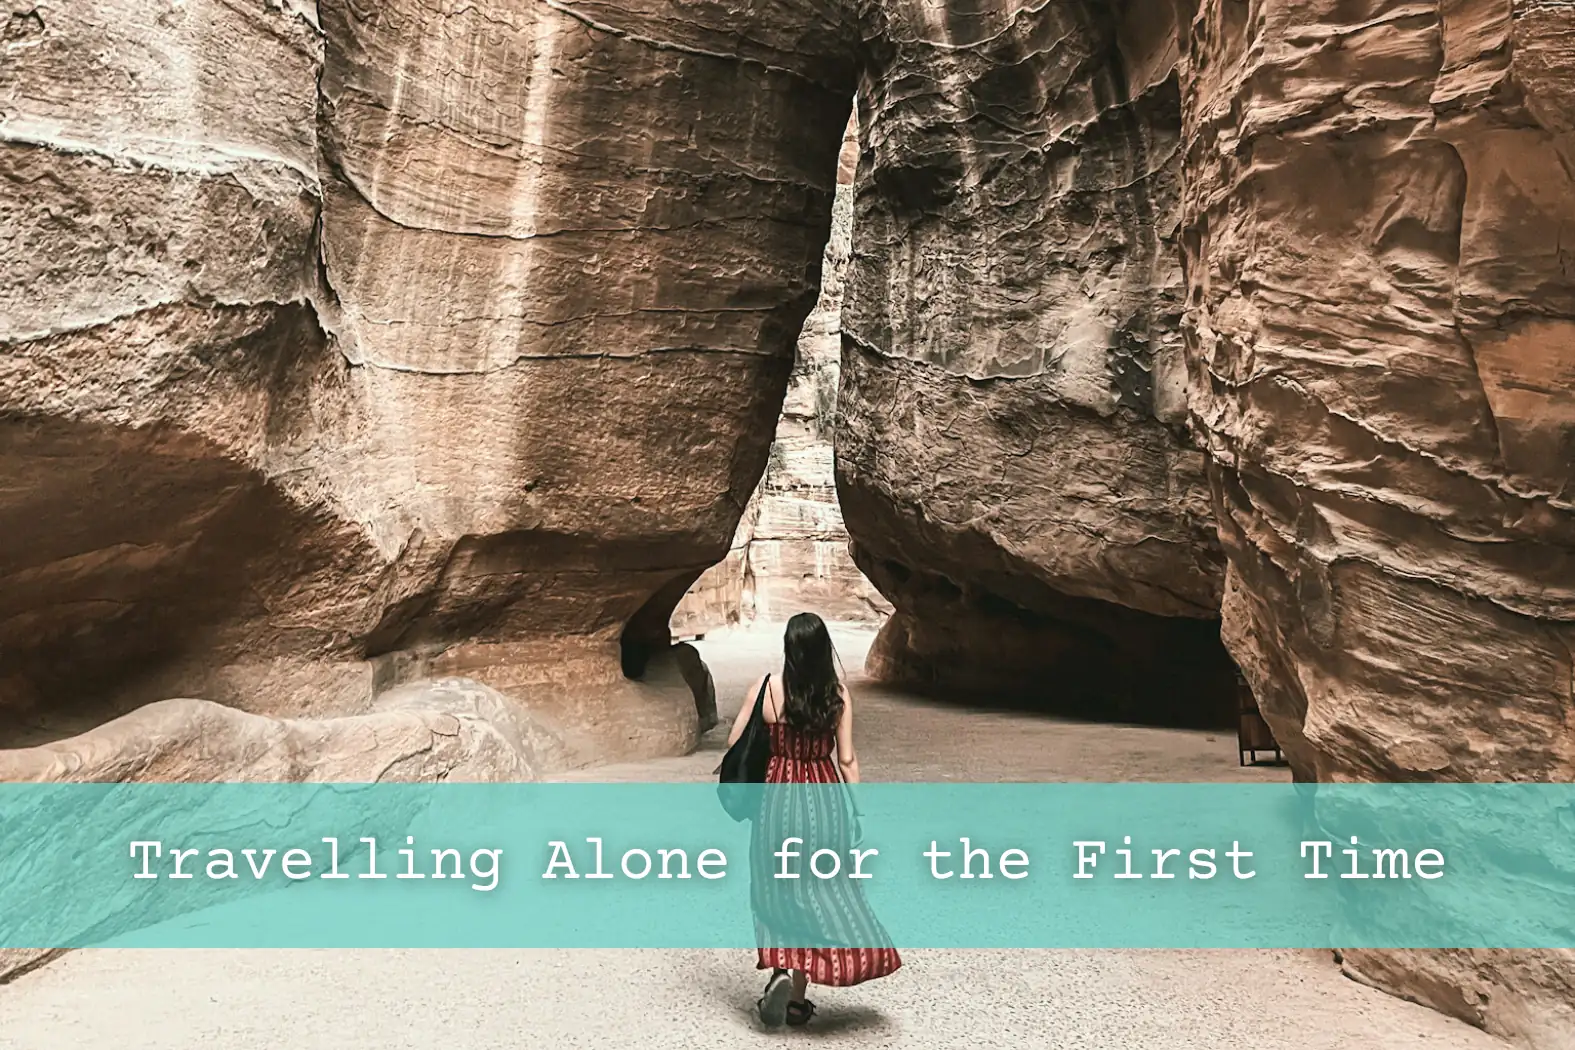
[1,784,1572,949]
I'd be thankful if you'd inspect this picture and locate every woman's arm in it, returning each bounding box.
[835,686,860,784]
[726,674,767,747]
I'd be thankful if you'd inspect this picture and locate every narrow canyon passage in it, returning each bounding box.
[0,625,1507,1050]
[3,0,1570,1038]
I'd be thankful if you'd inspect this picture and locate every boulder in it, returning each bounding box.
[0,683,549,785]
[0,678,551,981]
[0,0,859,757]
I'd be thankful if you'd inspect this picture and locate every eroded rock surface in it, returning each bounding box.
[0,681,548,784]
[676,118,890,633]
[6,0,1575,1038]
[1340,948,1575,1050]
[1180,0,1575,1039]
[1,0,857,753]
[0,0,374,730]
[0,678,553,982]
[751,124,892,626]
[1180,0,1575,784]
[838,0,1235,724]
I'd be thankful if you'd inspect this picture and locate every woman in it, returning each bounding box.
[725,612,902,1027]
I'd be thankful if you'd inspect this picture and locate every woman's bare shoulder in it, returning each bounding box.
[751,672,781,722]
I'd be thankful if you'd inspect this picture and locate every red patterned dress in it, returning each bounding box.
[750,715,903,986]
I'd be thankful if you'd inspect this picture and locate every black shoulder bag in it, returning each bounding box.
[716,675,772,821]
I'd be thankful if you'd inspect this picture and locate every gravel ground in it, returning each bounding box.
[0,624,1507,1049]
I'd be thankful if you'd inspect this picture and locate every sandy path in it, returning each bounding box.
[0,624,1506,1050]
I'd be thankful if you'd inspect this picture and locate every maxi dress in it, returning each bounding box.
[749,694,902,987]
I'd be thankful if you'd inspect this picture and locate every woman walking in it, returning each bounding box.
[724,612,902,1027]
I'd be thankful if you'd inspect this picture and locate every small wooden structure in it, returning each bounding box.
[1236,672,1285,766]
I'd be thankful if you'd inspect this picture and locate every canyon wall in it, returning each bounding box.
[1,0,858,760]
[4,0,1574,1038]
[675,118,890,635]
[1180,0,1575,1040]
[835,0,1574,1038]
[838,0,1237,725]
[1181,0,1575,786]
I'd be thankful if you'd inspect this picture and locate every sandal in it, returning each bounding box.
[758,969,792,1027]
[786,999,817,1026]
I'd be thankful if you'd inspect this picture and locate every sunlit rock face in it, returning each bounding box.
[838,0,1236,725]
[0,0,367,735]
[749,122,892,627]
[1180,0,1575,1040]
[0,0,859,758]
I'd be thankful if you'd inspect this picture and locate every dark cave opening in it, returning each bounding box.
[859,555,1243,731]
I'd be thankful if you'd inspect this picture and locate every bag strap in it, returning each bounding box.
[712,675,773,777]
[750,674,770,724]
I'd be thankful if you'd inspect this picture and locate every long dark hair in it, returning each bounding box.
[781,612,844,735]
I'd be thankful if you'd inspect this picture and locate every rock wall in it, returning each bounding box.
[6,0,1575,1038]
[1,0,859,755]
[674,118,890,632]
[838,0,1237,725]
[1,0,361,734]
[1181,0,1575,784]
[1180,0,1575,1039]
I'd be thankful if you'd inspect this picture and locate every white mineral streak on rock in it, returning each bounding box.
[2,0,855,770]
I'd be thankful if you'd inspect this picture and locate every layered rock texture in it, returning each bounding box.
[675,119,890,634]
[5,0,1575,1040]
[1,0,858,755]
[1179,0,1575,1040]
[838,0,1238,726]
[1182,0,1575,784]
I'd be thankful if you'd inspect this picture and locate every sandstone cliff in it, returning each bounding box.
[1180,0,1575,1039]
[1182,0,1575,786]
[675,118,891,634]
[838,0,1237,725]
[4,0,1574,1041]
[1,0,859,756]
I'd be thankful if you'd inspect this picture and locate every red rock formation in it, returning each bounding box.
[5,0,1574,1036]
[838,0,1237,725]
[1180,0,1575,784]
[0,0,859,757]
[675,116,891,633]
[1180,0,1575,1039]
[0,0,374,731]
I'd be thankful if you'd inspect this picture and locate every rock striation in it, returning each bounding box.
[1181,0,1575,1039]
[1181,0,1575,783]
[838,0,1237,725]
[751,126,893,626]
[1,0,859,751]
[675,118,890,633]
